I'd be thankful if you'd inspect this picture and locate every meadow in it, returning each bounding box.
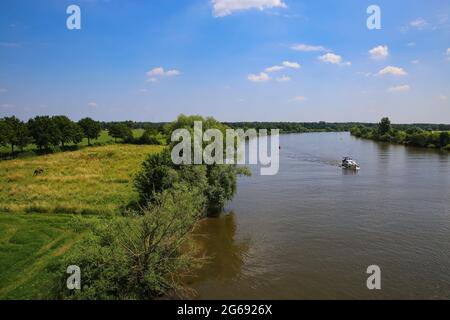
[0,143,162,299]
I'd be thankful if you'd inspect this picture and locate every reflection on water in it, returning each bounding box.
[191,132,450,299]
[191,212,249,284]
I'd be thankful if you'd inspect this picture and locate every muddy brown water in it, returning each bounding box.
[189,132,450,299]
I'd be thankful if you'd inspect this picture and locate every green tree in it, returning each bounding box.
[52,115,84,147]
[50,185,205,300]
[3,116,32,153]
[439,131,450,148]
[78,117,102,145]
[28,116,61,150]
[135,115,251,216]
[0,119,8,147]
[109,123,133,142]
[378,117,392,136]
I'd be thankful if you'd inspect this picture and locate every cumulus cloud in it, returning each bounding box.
[318,53,351,66]
[282,61,300,69]
[387,85,410,93]
[369,45,389,60]
[248,72,270,82]
[88,102,98,107]
[276,75,291,82]
[147,67,180,78]
[265,65,284,73]
[289,96,307,102]
[377,66,407,76]
[291,44,329,52]
[212,0,287,17]
[264,61,300,73]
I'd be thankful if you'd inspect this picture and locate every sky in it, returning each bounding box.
[0,0,449,123]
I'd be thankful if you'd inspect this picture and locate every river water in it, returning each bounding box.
[190,132,450,299]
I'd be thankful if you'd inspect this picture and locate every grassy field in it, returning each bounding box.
[0,144,162,215]
[0,213,97,299]
[0,144,162,299]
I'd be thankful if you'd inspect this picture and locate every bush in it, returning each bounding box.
[49,185,205,300]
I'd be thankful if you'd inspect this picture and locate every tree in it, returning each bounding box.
[109,123,133,142]
[3,116,32,153]
[28,116,61,150]
[52,115,84,147]
[0,119,8,147]
[138,128,167,145]
[378,117,392,136]
[78,117,101,145]
[439,131,450,148]
[135,115,251,216]
[50,185,205,300]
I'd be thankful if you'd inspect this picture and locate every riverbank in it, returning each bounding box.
[350,118,450,151]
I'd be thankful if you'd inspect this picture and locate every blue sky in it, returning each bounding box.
[0,0,449,123]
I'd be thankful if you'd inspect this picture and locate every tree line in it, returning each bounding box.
[350,117,450,150]
[0,116,167,157]
[0,116,102,153]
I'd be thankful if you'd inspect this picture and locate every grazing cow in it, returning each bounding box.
[33,168,44,176]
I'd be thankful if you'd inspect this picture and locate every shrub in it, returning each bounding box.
[49,185,205,300]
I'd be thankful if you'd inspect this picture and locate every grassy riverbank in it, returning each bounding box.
[0,144,162,299]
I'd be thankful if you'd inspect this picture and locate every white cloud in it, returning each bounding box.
[410,18,429,30]
[447,48,450,55]
[248,72,270,82]
[318,53,351,66]
[1,103,15,109]
[138,89,148,93]
[289,96,307,102]
[0,88,7,93]
[212,0,287,17]
[165,70,181,76]
[439,94,447,101]
[387,85,410,93]
[282,61,300,69]
[369,45,389,60]
[88,102,98,107]
[146,67,180,78]
[291,44,328,52]
[147,77,158,83]
[265,65,284,73]
[276,75,291,82]
[407,42,416,47]
[411,60,420,64]
[377,66,407,76]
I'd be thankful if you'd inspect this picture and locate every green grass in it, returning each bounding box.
[0,143,162,299]
[0,213,100,299]
[0,144,162,215]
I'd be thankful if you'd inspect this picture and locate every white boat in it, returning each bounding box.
[341,157,360,170]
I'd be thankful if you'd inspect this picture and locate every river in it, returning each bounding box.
[190,132,450,299]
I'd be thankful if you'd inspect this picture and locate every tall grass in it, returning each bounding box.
[0,144,162,215]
